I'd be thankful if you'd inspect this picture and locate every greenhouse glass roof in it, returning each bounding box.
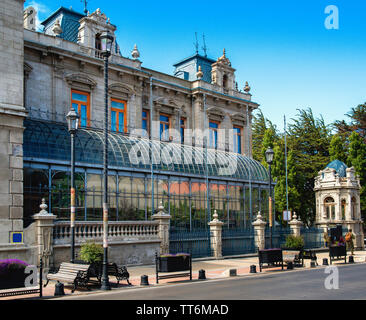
[23,119,269,182]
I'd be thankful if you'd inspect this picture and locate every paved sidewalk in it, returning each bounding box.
[2,249,366,300]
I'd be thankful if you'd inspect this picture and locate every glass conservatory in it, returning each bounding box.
[23,119,272,230]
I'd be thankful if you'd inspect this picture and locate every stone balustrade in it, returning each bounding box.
[53,221,159,245]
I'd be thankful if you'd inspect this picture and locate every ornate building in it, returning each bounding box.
[314,160,364,249]
[0,1,271,259]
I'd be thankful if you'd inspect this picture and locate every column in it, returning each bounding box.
[208,210,224,259]
[32,199,57,271]
[288,212,303,237]
[152,202,171,255]
[252,211,266,250]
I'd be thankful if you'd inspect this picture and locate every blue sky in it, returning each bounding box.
[25,0,366,132]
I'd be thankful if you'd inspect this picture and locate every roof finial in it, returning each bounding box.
[196,65,204,80]
[81,0,88,16]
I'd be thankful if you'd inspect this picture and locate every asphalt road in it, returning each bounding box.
[59,263,366,300]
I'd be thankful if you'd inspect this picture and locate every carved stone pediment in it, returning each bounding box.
[230,112,246,126]
[65,73,97,90]
[108,82,134,99]
[206,107,225,121]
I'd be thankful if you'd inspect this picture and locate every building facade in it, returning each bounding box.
[0,1,272,262]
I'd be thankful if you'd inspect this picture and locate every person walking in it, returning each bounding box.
[345,229,355,256]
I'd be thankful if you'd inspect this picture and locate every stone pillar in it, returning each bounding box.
[32,199,57,271]
[208,210,224,259]
[252,211,266,250]
[0,0,28,245]
[288,212,303,237]
[152,202,171,255]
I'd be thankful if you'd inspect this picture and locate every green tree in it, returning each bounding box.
[334,102,366,142]
[288,108,331,226]
[261,127,278,168]
[329,134,348,164]
[272,139,300,224]
[252,109,277,162]
[347,131,366,216]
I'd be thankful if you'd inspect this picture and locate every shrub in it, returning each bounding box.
[79,242,103,264]
[284,235,304,250]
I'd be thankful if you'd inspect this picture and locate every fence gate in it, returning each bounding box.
[222,228,255,256]
[170,229,211,258]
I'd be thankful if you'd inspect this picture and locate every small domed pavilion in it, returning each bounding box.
[314,160,364,249]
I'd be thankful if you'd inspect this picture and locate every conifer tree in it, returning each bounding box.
[329,134,348,164]
[347,131,366,215]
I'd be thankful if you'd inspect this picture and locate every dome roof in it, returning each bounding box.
[325,160,348,177]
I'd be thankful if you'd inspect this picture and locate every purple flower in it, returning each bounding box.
[0,259,29,276]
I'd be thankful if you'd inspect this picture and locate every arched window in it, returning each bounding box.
[223,74,228,89]
[341,199,346,220]
[324,197,335,220]
[351,197,356,220]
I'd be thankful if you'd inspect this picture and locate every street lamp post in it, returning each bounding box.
[100,30,114,291]
[265,147,274,248]
[66,109,79,263]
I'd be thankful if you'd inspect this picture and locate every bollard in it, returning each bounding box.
[287,262,293,270]
[323,258,329,266]
[140,275,149,286]
[54,281,65,296]
[349,256,354,263]
[229,269,237,277]
[250,265,257,274]
[198,269,206,280]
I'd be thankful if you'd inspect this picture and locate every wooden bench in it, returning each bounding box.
[44,262,91,293]
[95,263,131,285]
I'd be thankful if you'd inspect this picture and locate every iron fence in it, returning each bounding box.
[222,228,255,256]
[265,226,292,249]
[169,229,211,258]
[301,227,325,249]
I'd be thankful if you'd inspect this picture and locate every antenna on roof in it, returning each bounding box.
[202,33,208,57]
[194,32,199,54]
[81,0,88,15]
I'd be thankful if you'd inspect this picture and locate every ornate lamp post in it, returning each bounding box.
[66,108,79,263]
[100,30,114,291]
[265,147,274,248]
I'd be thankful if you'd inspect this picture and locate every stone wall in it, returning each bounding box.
[0,0,28,245]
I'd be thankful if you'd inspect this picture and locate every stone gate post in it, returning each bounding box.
[288,212,303,237]
[208,210,224,259]
[252,211,266,250]
[152,202,171,255]
[32,199,56,271]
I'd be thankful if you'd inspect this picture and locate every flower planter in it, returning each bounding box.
[329,245,347,264]
[158,254,190,272]
[0,271,27,290]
